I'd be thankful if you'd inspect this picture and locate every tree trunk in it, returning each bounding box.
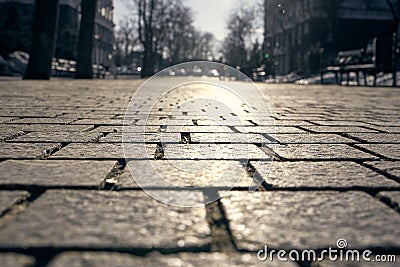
[24,0,59,80]
[75,0,97,79]
[393,22,398,87]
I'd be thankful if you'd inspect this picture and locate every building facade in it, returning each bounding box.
[263,0,393,75]
[93,0,114,69]
[0,0,114,69]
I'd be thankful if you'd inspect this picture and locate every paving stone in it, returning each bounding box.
[300,126,380,133]
[72,119,125,125]
[0,253,35,267]
[21,124,93,132]
[0,117,18,123]
[346,133,400,143]
[47,251,295,267]
[6,118,75,124]
[50,143,157,159]
[94,125,162,133]
[372,126,400,133]
[124,160,252,188]
[309,120,374,127]
[99,132,181,143]
[0,143,61,159]
[235,126,306,134]
[166,125,234,133]
[163,144,270,160]
[273,144,378,160]
[267,120,314,126]
[270,134,353,144]
[356,144,400,160]
[365,161,400,179]
[0,191,30,215]
[220,191,400,250]
[190,133,270,144]
[0,160,116,187]
[377,191,400,210]
[0,190,210,248]
[254,161,399,188]
[0,125,24,141]
[8,131,103,143]
[193,118,254,126]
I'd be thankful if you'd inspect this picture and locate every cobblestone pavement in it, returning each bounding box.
[0,79,399,266]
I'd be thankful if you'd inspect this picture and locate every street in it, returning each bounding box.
[0,79,399,266]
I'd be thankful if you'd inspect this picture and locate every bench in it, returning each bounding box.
[321,38,394,86]
[51,58,109,78]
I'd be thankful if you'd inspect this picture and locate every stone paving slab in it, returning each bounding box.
[0,143,61,159]
[254,161,400,188]
[50,143,157,159]
[0,117,18,123]
[21,124,93,132]
[372,126,400,133]
[364,161,400,179]
[124,160,251,188]
[6,118,76,124]
[0,253,35,267]
[377,191,400,211]
[356,144,400,160]
[99,132,181,143]
[0,190,210,248]
[0,160,116,187]
[166,125,235,133]
[0,125,24,141]
[269,134,354,144]
[8,131,103,143]
[346,133,400,143]
[163,144,270,160]
[190,133,270,144]
[220,191,400,250]
[0,191,29,215]
[72,119,125,126]
[299,126,380,133]
[47,251,296,267]
[235,126,307,134]
[272,144,378,160]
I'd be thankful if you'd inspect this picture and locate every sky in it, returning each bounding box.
[113,0,253,41]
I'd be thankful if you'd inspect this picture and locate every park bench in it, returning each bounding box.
[51,58,109,78]
[321,38,394,86]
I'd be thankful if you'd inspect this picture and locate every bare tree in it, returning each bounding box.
[24,0,59,80]
[75,0,97,79]
[223,6,258,75]
[386,0,400,86]
[115,17,136,66]
[135,0,157,77]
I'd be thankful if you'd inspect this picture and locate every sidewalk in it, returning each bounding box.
[0,79,399,266]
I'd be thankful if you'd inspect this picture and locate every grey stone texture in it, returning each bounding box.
[0,253,35,267]
[0,160,116,186]
[221,191,400,250]
[47,251,297,267]
[0,191,29,215]
[0,190,210,248]
[254,161,400,188]
[0,80,399,265]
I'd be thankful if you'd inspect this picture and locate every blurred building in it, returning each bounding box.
[0,0,114,69]
[263,0,393,75]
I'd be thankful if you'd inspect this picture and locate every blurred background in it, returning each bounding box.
[0,0,399,85]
